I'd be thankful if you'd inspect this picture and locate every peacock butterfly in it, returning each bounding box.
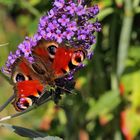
[0,0,101,115]
[10,39,86,111]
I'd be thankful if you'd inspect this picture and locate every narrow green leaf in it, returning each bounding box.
[98,8,114,21]
[86,90,120,120]
[0,123,45,138]
[0,123,63,139]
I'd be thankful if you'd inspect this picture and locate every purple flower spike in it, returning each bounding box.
[3,0,101,75]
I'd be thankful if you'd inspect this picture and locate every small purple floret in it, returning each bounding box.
[54,0,65,9]
[76,5,85,16]
[58,15,70,27]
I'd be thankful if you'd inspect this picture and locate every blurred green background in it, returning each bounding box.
[0,0,140,140]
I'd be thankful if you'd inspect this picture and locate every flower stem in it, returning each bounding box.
[117,0,134,79]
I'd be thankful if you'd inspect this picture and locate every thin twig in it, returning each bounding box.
[0,43,9,47]
[0,94,15,112]
[117,0,134,78]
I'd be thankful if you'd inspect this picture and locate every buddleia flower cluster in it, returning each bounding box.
[2,0,101,75]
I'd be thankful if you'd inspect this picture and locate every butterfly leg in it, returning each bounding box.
[0,94,15,112]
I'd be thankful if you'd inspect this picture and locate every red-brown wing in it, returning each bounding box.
[16,80,43,98]
[52,47,86,77]
[33,40,86,78]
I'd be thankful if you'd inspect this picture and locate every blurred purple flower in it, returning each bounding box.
[46,28,55,39]
[30,38,37,47]
[67,21,77,31]
[58,15,70,26]
[15,50,21,57]
[76,5,85,15]
[7,52,16,66]
[33,33,42,41]
[54,30,64,43]
[48,9,55,18]
[63,30,74,40]
[84,23,93,32]
[54,0,65,9]
[93,21,101,32]
[27,56,34,63]
[40,30,46,38]
[66,3,77,14]
[87,52,94,59]
[18,43,25,51]
[88,5,99,16]
[77,30,87,40]
[48,20,59,30]
[39,16,47,27]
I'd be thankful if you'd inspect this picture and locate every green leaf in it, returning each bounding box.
[19,0,41,17]
[27,18,39,35]
[86,90,120,120]
[0,0,17,7]
[58,109,67,125]
[0,123,63,139]
[128,46,140,60]
[98,7,114,21]
[0,123,45,138]
[115,0,123,7]
[122,71,140,107]
[29,0,41,6]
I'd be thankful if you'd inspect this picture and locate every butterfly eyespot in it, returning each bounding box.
[16,97,33,111]
[71,50,85,66]
[13,73,29,83]
[47,45,58,59]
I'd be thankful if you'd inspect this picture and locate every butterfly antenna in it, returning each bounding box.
[56,85,77,95]
[0,94,15,112]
